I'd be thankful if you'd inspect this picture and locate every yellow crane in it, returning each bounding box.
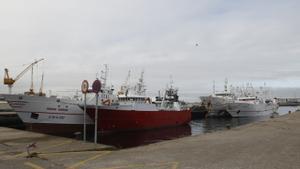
[4,58,44,94]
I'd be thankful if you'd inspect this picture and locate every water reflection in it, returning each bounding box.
[277,106,299,115]
[97,124,191,149]
[0,114,24,129]
[190,116,266,135]
[191,106,298,135]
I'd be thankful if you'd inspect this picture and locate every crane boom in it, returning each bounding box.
[3,58,44,94]
[14,58,44,82]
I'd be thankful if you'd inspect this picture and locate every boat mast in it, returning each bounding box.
[118,70,131,96]
[224,78,228,92]
[136,70,146,96]
[100,64,108,89]
[213,80,216,94]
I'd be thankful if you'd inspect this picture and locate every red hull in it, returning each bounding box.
[86,108,191,133]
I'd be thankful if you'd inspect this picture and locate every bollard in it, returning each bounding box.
[26,142,37,158]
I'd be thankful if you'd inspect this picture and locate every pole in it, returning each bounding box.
[30,66,34,93]
[83,93,87,142]
[94,93,99,144]
[81,80,89,142]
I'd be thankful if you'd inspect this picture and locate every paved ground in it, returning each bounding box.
[1,112,300,169]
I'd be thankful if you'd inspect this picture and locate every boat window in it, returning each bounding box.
[239,98,255,101]
[30,113,39,119]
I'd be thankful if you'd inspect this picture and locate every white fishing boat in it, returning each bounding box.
[225,83,279,117]
[226,96,278,117]
[1,65,114,135]
[1,93,94,135]
[200,79,235,116]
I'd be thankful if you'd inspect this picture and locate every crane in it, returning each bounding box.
[4,58,44,94]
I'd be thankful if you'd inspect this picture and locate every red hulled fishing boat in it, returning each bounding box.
[85,71,191,133]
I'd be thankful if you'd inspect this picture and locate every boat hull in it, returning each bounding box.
[23,122,94,136]
[87,107,191,133]
[227,102,278,117]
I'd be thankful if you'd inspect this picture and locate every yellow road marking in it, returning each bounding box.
[67,151,111,169]
[171,162,179,169]
[99,161,179,169]
[39,150,101,156]
[24,162,45,169]
[13,140,72,159]
[37,140,73,151]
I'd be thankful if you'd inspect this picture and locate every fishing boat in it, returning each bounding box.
[1,93,94,135]
[85,72,191,133]
[1,65,114,135]
[226,96,278,117]
[225,83,279,117]
[200,79,235,116]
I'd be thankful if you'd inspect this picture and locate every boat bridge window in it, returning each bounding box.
[119,97,147,103]
[216,93,232,97]
[238,98,256,101]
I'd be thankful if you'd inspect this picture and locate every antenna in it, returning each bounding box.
[213,80,216,94]
[100,64,108,88]
[224,78,228,92]
[125,70,131,86]
[118,70,131,95]
[136,70,146,95]
[169,75,174,89]
[95,72,99,79]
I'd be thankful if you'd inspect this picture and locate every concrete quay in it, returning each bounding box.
[1,112,300,169]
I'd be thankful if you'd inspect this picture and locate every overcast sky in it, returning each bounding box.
[0,0,299,100]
